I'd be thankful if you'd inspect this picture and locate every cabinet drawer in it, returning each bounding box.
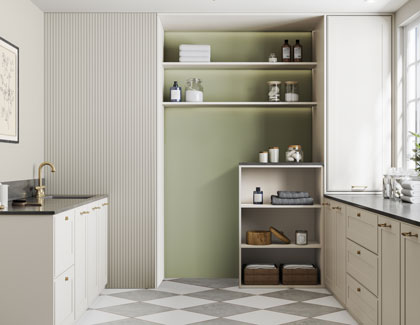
[346,239,378,296]
[347,206,378,253]
[347,274,378,325]
[54,211,75,277]
[54,266,75,325]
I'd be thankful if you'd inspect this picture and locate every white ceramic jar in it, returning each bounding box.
[269,147,280,163]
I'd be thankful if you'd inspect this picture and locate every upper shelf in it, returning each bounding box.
[163,102,317,108]
[162,62,317,70]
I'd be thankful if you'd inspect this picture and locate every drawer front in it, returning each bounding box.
[347,274,378,325]
[346,239,378,295]
[54,211,75,277]
[54,266,75,325]
[347,206,378,253]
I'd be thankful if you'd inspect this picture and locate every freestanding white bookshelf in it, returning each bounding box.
[239,162,324,288]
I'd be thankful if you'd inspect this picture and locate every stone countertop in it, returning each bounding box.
[325,194,420,227]
[0,194,107,215]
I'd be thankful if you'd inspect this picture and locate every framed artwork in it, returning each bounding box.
[0,36,19,143]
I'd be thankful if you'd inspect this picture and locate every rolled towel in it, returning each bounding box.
[277,191,309,199]
[245,264,276,270]
[179,56,211,62]
[271,195,314,205]
[179,50,211,57]
[402,181,420,190]
[179,44,211,52]
[401,189,420,197]
[283,264,314,270]
[401,195,420,204]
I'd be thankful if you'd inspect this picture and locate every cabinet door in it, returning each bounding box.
[54,211,75,278]
[335,203,346,304]
[75,209,88,320]
[86,205,98,306]
[54,266,74,325]
[401,223,420,325]
[325,200,336,290]
[100,199,108,290]
[326,15,391,192]
[378,216,400,325]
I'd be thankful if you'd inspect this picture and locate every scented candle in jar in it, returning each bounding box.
[269,147,280,163]
[259,151,268,163]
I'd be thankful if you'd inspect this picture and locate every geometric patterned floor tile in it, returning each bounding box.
[100,319,158,325]
[296,288,332,295]
[225,310,306,325]
[225,295,295,309]
[98,302,173,317]
[268,302,344,317]
[145,295,216,309]
[170,278,238,289]
[263,289,330,302]
[187,288,251,301]
[197,319,247,324]
[76,310,128,325]
[102,289,142,295]
[314,310,358,325]
[110,290,175,302]
[286,319,350,325]
[90,296,137,309]
[152,280,211,295]
[304,296,344,309]
[136,310,216,325]
[222,286,287,295]
[184,301,257,317]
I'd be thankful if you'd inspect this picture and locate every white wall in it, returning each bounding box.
[0,0,44,182]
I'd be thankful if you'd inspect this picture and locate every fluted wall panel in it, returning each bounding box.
[45,13,157,288]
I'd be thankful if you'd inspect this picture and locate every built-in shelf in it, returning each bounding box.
[241,204,322,209]
[241,241,321,249]
[163,62,317,70]
[163,102,317,108]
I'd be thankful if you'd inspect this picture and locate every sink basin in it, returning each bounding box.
[44,195,94,200]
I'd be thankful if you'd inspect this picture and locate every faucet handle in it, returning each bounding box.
[35,186,45,190]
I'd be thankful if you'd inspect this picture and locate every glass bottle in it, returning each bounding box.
[253,187,263,204]
[170,81,182,102]
[293,40,303,62]
[282,40,291,62]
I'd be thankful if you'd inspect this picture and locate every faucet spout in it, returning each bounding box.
[36,161,56,198]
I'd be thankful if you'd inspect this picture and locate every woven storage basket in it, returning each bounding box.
[243,265,279,285]
[281,265,319,285]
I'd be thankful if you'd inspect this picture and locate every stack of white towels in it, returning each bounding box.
[179,44,211,62]
[401,180,420,203]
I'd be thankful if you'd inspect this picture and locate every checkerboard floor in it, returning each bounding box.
[77,278,359,325]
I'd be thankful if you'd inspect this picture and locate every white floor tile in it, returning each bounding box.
[154,280,210,294]
[137,310,216,325]
[225,295,294,309]
[90,295,137,309]
[315,310,358,325]
[295,288,331,295]
[222,286,287,295]
[76,310,128,325]
[146,295,216,309]
[226,310,306,325]
[101,288,141,295]
[304,296,344,308]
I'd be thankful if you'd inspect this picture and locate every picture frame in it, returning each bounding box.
[0,36,19,143]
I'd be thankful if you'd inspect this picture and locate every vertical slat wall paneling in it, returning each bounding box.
[45,13,157,288]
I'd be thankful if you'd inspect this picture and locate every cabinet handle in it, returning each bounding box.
[378,223,391,228]
[356,250,361,255]
[402,232,419,238]
[80,211,90,215]
[92,207,101,210]
[65,277,69,281]
[322,202,330,206]
[65,216,69,221]
[102,203,109,206]
[357,288,361,292]
[356,213,361,217]
[332,206,342,210]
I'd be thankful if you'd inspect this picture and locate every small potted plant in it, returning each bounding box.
[410,131,420,175]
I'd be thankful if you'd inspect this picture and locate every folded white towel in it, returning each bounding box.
[283,264,314,270]
[245,264,276,270]
[401,189,420,197]
[179,56,211,62]
[179,50,211,57]
[401,195,420,204]
[179,44,211,52]
[402,181,420,190]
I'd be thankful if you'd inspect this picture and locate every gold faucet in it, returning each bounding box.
[35,161,56,198]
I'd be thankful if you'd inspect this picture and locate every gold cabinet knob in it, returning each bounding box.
[65,216,69,221]
[357,288,361,292]
[92,207,101,210]
[332,206,341,210]
[65,277,69,281]
[322,202,330,206]
[357,213,361,217]
[378,223,391,228]
[102,203,109,206]
[80,211,90,215]
[356,250,361,255]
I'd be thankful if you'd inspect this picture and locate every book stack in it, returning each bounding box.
[179,44,211,62]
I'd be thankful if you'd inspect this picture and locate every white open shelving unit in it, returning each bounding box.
[239,163,324,288]
[163,62,317,70]
[163,102,317,108]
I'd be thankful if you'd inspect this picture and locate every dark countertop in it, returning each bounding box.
[325,194,420,227]
[0,194,107,215]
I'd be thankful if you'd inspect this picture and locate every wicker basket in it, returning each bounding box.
[243,265,279,285]
[281,265,319,285]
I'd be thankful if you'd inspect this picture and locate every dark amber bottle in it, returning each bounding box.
[282,40,291,62]
[293,40,302,62]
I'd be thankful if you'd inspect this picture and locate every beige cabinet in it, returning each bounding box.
[401,223,420,325]
[378,216,400,325]
[324,199,346,304]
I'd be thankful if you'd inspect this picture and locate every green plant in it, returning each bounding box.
[410,131,420,174]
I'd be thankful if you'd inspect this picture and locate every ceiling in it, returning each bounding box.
[31,0,408,13]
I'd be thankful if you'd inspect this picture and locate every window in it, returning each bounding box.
[404,18,420,170]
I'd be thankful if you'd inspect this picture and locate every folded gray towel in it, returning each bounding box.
[271,195,314,205]
[277,191,310,199]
